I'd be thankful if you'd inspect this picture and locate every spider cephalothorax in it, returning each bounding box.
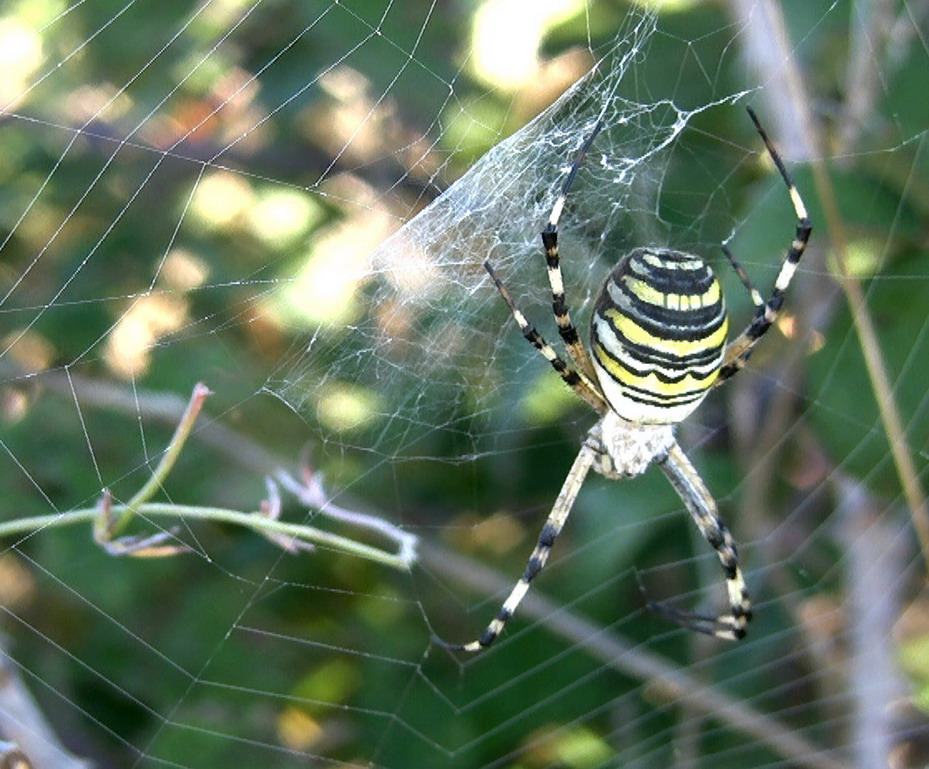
[443,108,811,652]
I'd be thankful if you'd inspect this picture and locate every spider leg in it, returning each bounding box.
[542,120,604,383]
[716,107,812,385]
[484,259,608,415]
[437,439,598,652]
[721,244,764,309]
[653,440,752,640]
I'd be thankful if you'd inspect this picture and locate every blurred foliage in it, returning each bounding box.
[1,1,929,768]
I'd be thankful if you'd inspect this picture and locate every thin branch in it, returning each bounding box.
[810,155,929,562]
[833,471,908,769]
[3,380,416,570]
[0,645,90,769]
[112,381,212,537]
[420,542,850,769]
[828,5,929,561]
[256,476,316,554]
[725,0,817,159]
[276,467,418,568]
[4,502,412,571]
[837,0,895,154]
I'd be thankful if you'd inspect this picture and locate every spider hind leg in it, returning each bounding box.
[655,441,753,641]
[437,440,599,653]
[646,599,752,641]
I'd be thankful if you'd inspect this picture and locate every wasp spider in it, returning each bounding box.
[446,108,811,651]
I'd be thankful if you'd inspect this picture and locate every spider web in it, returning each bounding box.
[270,8,745,463]
[2,1,929,769]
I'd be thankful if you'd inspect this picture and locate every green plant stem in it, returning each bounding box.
[7,503,410,571]
[110,382,212,538]
[810,159,929,563]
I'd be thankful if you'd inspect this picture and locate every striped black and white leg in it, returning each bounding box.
[721,244,765,310]
[652,441,752,640]
[541,119,604,383]
[716,107,812,384]
[483,259,608,415]
[442,439,599,652]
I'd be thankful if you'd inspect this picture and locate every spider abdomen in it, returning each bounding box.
[590,248,728,425]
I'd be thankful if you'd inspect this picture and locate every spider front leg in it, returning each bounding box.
[436,438,599,652]
[652,441,752,640]
[716,107,812,385]
[541,119,604,384]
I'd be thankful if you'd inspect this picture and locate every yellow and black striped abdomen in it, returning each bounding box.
[591,248,728,425]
